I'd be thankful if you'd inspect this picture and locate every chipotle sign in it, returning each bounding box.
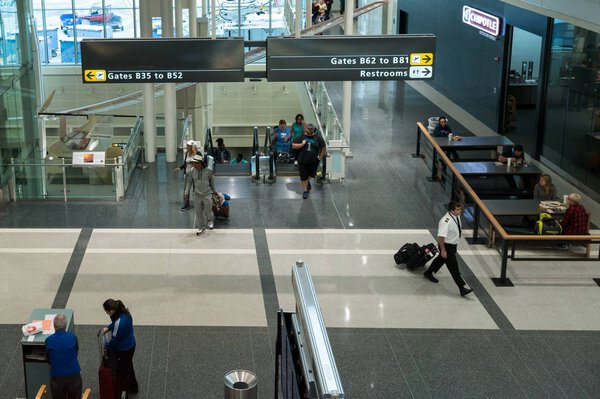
[462,5,502,37]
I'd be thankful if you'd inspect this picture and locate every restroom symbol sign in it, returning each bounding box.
[84,69,106,82]
[410,53,433,66]
[409,66,433,79]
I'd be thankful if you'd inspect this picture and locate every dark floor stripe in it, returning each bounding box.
[253,227,280,329]
[51,228,92,308]
[458,253,515,330]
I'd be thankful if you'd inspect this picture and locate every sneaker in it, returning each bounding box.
[196,229,206,236]
[208,220,214,230]
[302,191,309,199]
[307,181,312,191]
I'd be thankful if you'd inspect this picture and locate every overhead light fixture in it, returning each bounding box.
[282,85,290,95]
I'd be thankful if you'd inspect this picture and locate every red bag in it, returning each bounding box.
[98,330,121,399]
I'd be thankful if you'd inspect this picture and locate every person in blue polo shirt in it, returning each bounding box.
[45,314,82,399]
[102,299,138,396]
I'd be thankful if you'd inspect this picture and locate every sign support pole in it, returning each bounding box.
[342,0,355,154]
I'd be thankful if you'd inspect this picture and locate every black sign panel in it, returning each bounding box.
[267,35,436,81]
[81,38,245,83]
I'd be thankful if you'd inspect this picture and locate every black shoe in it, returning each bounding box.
[181,204,191,211]
[424,271,439,283]
[307,181,312,191]
[302,191,309,199]
[460,287,473,297]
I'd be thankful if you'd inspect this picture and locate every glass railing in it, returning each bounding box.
[121,116,143,191]
[6,157,120,201]
[306,81,345,143]
[1,116,143,202]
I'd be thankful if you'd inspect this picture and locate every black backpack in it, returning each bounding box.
[394,243,420,265]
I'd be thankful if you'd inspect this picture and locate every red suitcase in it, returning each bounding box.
[98,329,122,399]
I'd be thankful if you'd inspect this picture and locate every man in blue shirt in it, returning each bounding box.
[45,314,82,399]
[272,119,292,157]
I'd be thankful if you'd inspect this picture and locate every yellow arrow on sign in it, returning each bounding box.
[84,69,107,82]
[410,53,433,66]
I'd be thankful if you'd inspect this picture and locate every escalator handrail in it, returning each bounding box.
[204,127,214,160]
[253,126,260,180]
[266,126,275,181]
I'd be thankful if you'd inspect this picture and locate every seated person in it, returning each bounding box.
[433,116,452,138]
[272,119,292,156]
[498,143,525,165]
[213,138,231,164]
[230,153,248,165]
[433,116,461,159]
[560,193,589,235]
[533,174,558,201]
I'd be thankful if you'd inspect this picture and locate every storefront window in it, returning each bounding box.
[543,20,600,193]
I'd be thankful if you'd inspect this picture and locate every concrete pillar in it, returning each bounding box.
[342,0,354,147]
[295,0,301,38]
[189,0,197,37]
[140,0,156,162]
[211,0,216,38]
[306,0,312,28]
[175,0,183,37]
[163,0,177,162]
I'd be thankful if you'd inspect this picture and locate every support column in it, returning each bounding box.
[175,0,183,37]
[295,0,301,37]
[341,0,354,148]
[306,0,312,28]
[189,0,197,37]
[140,0,156,162]
[163,0,177,162]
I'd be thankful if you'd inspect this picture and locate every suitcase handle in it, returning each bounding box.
[97,328,108,364]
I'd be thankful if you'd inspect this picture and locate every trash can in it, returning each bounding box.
[427,116,439,135]
[224,369,258,399]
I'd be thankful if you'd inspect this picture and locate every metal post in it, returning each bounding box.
[473,204,480,241]
[415,126,421,157]
[431,150,437,181]
[61,158,67,202]
[500,241,509,280]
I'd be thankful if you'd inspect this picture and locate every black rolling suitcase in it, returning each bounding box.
[406,243,438,270]
[394,243,420,265]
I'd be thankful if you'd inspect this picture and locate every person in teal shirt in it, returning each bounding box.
[290,114,305,160]
[230,153,248,165]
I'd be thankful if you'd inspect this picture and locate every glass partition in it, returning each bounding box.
[33,0,293,64]
[306,81,345,143]
[543,20,600,194]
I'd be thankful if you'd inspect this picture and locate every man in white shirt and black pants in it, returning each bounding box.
[424,201,473,297]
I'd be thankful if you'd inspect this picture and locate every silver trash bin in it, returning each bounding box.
[224,369,258,399]
[427,116,439,135]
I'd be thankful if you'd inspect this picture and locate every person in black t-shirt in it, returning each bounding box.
[292,123,326,199]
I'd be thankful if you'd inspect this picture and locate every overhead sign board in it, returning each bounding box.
[81,38,245,83]
[462,6,502,37]
[267,35,436,82]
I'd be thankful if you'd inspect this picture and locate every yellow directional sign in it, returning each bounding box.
[84,69,107,82]
[410,53,433,66]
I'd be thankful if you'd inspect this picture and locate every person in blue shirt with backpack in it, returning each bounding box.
[102,299,138,396]
[45,314,82,399]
